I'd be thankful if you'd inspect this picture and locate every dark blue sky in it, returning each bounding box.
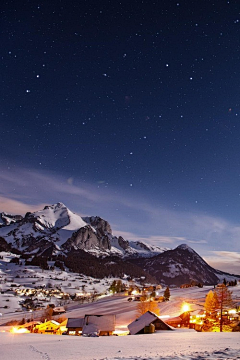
[1,0,240,272]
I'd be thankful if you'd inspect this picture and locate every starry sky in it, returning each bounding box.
[1,0,240,273]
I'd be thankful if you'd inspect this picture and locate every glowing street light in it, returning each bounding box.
[182,302,190,313]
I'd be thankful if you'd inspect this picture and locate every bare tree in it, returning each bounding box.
[215,284,233,332]
[136,300,160,317]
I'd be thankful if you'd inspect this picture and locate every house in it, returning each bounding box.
[59,319,68,334]
[128,311,173,335]
[165,311,190,328]
[165,316,183,328]
[189,310,206,331]
[52,306,66,315]
[17,321,41,333]
[66,318,85,336]
[82,314,116,336]
[35,320,60,334]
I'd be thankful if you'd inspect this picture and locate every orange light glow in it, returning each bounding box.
[10,327,30,334]
[181,303,190,313]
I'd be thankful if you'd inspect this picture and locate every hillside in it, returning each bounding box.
[130,244,240,286]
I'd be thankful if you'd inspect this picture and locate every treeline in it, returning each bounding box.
[17,249,156,283]
[64,250,156,282]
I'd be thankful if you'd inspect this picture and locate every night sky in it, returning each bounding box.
[1,0,240,272]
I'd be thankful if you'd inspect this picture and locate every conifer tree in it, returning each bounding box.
[163,286,170,301]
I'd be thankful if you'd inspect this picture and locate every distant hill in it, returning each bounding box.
[130,244,240,286]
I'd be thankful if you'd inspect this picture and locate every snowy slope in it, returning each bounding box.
[0,203,90,252]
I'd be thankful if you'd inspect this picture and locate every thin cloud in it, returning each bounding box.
[210,251,240,261]
[187,239,208,244]
[203,251,240,274]
[0,196,46,215]
[112,229,182,245]
[1,165,240,268]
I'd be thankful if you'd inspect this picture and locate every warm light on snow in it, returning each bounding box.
[10,327,30,334]
[181,303,190,313]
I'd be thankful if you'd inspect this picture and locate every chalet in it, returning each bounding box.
[166,312,190,328]
[165,316,183,328]
[128,311,173,335]
[189,310,206,331]
[82,314,116,336]
[17,321,41,333]
[66,318,85,336]
[217,309,240,321]
[35,320,60,334]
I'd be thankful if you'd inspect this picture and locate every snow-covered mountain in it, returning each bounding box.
[0,212,23,226]
[0,203,239,286]
[131,244,240,286]
[0,202,165,258]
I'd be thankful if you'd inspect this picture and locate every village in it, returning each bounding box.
[1,252,240,337]
[5,279,240,336]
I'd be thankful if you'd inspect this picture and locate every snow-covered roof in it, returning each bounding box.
[53,306,66,313]
[165,316,183,325]
[190,309,205,316]
[66,318,85,328]
[128,311,172,335]
[84,314,115,333]
[18,321,40,329]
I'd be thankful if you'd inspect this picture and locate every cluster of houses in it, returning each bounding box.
[13,314,116,336]
[15,286,69,302]
[12,311,174,336]
[11,306,240,335]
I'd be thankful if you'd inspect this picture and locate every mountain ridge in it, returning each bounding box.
[0,202,239,286]
[0,202,166,258]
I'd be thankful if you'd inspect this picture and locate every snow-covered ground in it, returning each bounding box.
[1,330,240,360]
[1,291,240,360]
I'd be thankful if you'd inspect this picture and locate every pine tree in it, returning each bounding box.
[109,280,117,293]
[163,286,170,301]
[116,280,123,292]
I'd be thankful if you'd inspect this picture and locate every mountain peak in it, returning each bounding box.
[177,244,193,251]
[43,202,66,210]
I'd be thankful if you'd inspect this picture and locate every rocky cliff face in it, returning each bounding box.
[0,203,164,258]
[0,213,23,227]
[63,225,111,251]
